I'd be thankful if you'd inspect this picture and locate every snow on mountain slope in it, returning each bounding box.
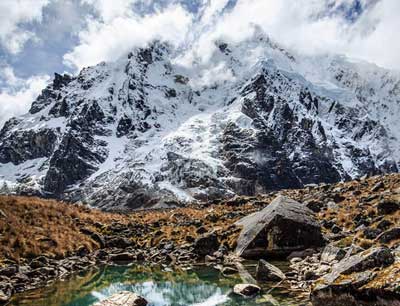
[0,30,398,210]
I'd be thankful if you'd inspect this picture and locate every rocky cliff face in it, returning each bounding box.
[0,31,398,210]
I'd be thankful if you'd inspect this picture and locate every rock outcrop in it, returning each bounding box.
[235,196,325,258]
[311,247,398,306]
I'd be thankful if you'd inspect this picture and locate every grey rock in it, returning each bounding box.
[371,181,384,192]
[0,282,13,303]
[106,237,133,248]
[377,199,400,215]
[256,259,286,281]
[221,266,238,276]
[93,291,148,306]
[235,196,325,257]
[193,232,219,256]
[287,248,318,260]
[322,247,394,284]
[0,266,17,277]
[321,244,346,263]
[232,283,261,297]
[109,253,135,262]
[377,227,400,243]
[29,256,49,269]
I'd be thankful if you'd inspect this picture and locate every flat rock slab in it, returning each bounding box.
[93,291,148,306]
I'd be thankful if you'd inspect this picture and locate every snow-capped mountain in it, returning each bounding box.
[0,30,398,210]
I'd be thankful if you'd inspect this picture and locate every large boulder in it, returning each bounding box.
[234,195,325,258]
[94,291,148,306]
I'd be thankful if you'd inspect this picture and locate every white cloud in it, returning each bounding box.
[0,66,50,127]
[184,0,400,70]
[345,0,400,69]
[63,0,400,71]
[0,0,49,54]
[64,3,193,70]
[82,0,138,22]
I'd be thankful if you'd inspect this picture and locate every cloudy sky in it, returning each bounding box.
[0,0,399,126]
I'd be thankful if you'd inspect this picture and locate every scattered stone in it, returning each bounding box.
[91,233,106,248]
[0,282,12,303]
[93,291,148,306]
[233,283,261,297]
[77,246,90,257]
[235,262,258,285]
[321,247,394,284]
[193,232,219,256]
[287,248,318,260]
[109,253,135,262]
[304,200,323,213]
[221,266,238,276]
[331,225,342,234]
[371,181,384,192]
[196,226,207,235]
[304,270,317,281]
[30,256,49,269]
[377,199,400,215]
[255,259,286,282]
[377,227,400,243]
[376,219,393,230]
[106,237,133,248]
[311,263,400,306]
[204,255,216,263]
[363,228,382,240]
[0,266,17,277]
[0,209,6,218]
[320,245,345,263]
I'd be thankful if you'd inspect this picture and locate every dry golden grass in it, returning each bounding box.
[0,196,126,263]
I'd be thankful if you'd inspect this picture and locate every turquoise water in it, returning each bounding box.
[11,263,309,306]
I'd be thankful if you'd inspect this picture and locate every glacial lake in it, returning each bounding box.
[11,263,309,306]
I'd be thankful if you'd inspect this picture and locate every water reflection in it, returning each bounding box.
[11,264,307,306]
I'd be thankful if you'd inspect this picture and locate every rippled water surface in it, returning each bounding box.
[11,263,309,306]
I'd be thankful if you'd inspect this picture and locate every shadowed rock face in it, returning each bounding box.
[0,129,58,165]
[235,195,325,258]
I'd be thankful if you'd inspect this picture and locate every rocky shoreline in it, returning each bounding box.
[0,174,399,305]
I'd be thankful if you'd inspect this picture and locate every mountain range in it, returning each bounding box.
[0,29,398,210]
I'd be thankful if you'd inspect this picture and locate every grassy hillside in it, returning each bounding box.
[0,196,126,262]
[0,173,399,265]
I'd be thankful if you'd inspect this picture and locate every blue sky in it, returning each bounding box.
[0,0,398,126]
